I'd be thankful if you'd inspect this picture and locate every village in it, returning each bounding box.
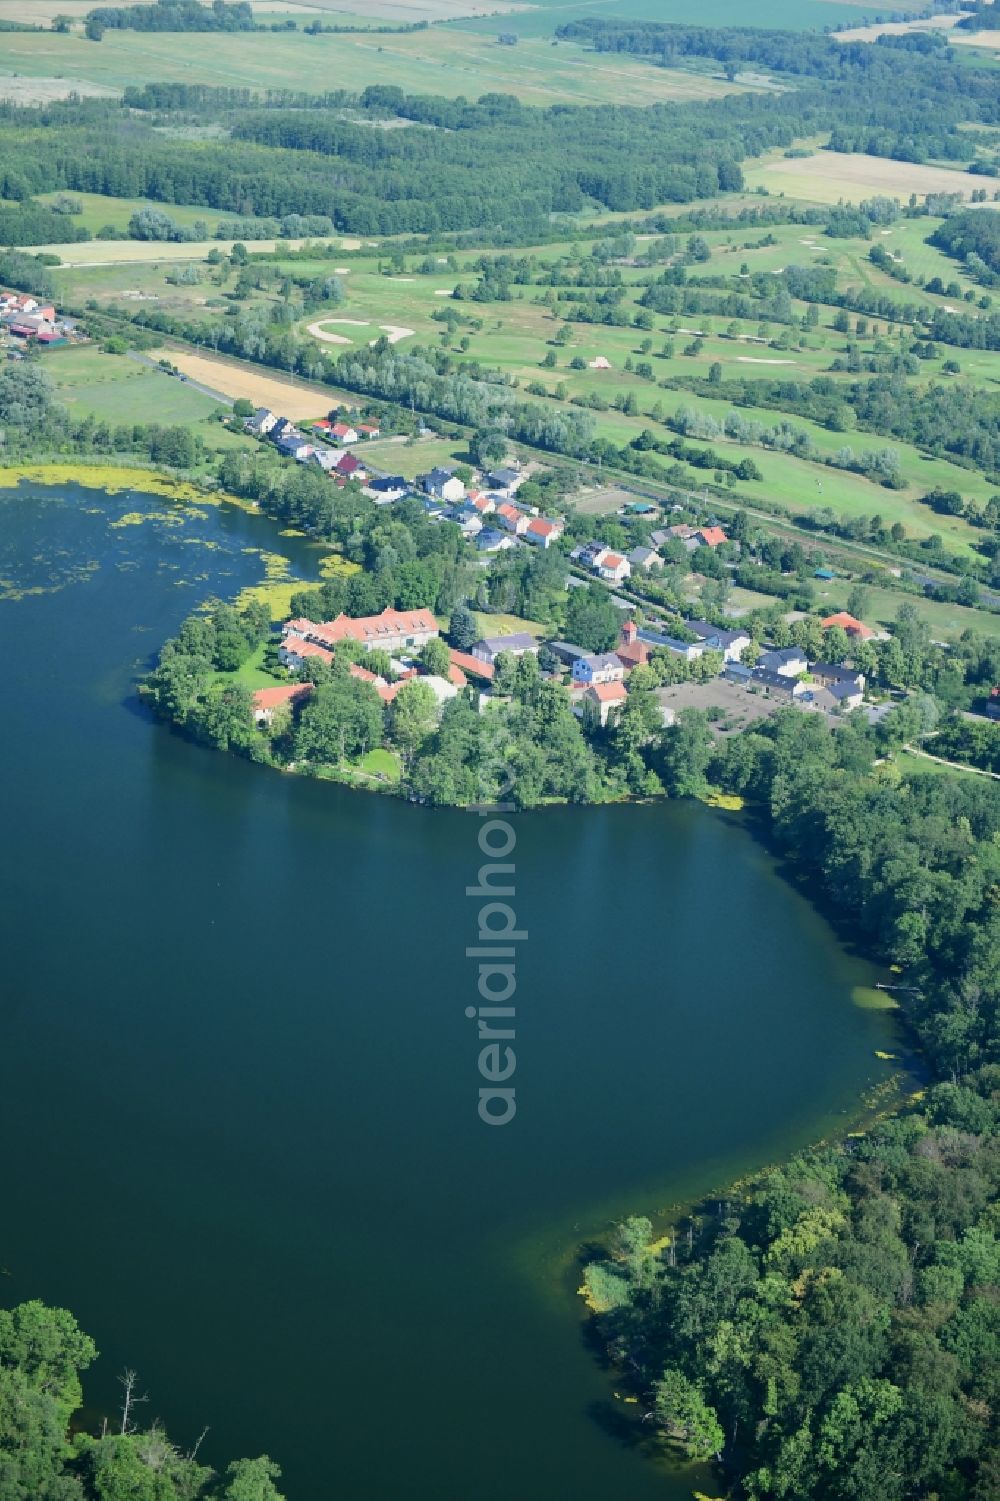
[1,290,79,354]
[237,399,886,744]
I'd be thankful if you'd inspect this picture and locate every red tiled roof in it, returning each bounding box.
[589,681,627,702]
[295,608,438,650]
[698,527,727,547]
[616,640,651,669]
[449,648,494,680]
[336,452,363,474]
[252,683,313,711]
[283,639,333,664]
[601,552,625,569]
[447,663,468,687]
[527,517,560,537]
[821,612,874,638]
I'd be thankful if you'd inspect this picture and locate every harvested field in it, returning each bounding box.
[743,150,979,203]
[148,349,333,418]
[951,28,1000,49]
[836,14,965,41]
[0,72,116,103]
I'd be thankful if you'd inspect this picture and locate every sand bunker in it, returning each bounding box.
[378,325,414,345]
[737,356,797,365]
[434,289,455,296]
[309,319,360,345]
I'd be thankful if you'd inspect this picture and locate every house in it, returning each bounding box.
[572,652,625,686]
[636,625,704,660]
[821,611,875,640]
[752,667,808,699]
[685,620,752,664]
[445,505,483,537]
[423,467,466,503]
[627,546,663,571]
[724,661,754,685]
[495,502,531,535]
[251,683,313,725]
[335,451,366,480]
[449,648,494,682]
[616,635,652,671]
[277,436,314,461]
[366,475,409,503]
[279,637,334,671]
[525,517,563,548]
[810,662,866,695]
[825,678,865,711]
[468,491,496,515]
[476,528,514,554]
[596,550,631,583]
[487,467,522,498]
[547,641,590,667]
[581,680,628,726]
[284,607,439,656]
[270,417,294,440]
[471,633,539,666]
[814,568,836,581]
[694,526,728,549]
[757,646,808,678]
[355,422,381,439]
[588,356,612,370]
[246,408,277,436]
[311,448,342,472]
[330,421,360,444]
[571,540,606,566]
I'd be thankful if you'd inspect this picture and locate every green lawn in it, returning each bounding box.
[358,748,402,781]
[44,345,226,425]
[33,191,236,237]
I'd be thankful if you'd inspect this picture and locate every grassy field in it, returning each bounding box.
[33,192,239,237]
[743,150,980,205]
[0,25,761,103]
[43,344,230,424]
[356,436,471,478]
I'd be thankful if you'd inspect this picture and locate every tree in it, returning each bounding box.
[653,1369,724,1460]
[389,679,438,759]
[491,650,518,696]
[564,582,619,653]
[419,637,451,677]
[449,603,477,651]
[656,709,713,798]
[221,1456,287,1501]
[232,398,254,419]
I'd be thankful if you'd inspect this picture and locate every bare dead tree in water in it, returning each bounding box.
[119,1369,149,1435]
[187,1427,210,1462]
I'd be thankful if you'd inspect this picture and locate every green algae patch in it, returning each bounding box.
[852,985,900,1011]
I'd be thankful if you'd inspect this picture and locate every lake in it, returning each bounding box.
[0,481,909,1500]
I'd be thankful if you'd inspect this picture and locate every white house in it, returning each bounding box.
[572,652,625,686]
[595,550,631,583]
[245,408,277,436]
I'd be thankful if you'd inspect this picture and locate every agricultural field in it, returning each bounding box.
[0,24,763,103]
[146,348,336,418]
[743,150,982,205]
[445,0,881,40]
